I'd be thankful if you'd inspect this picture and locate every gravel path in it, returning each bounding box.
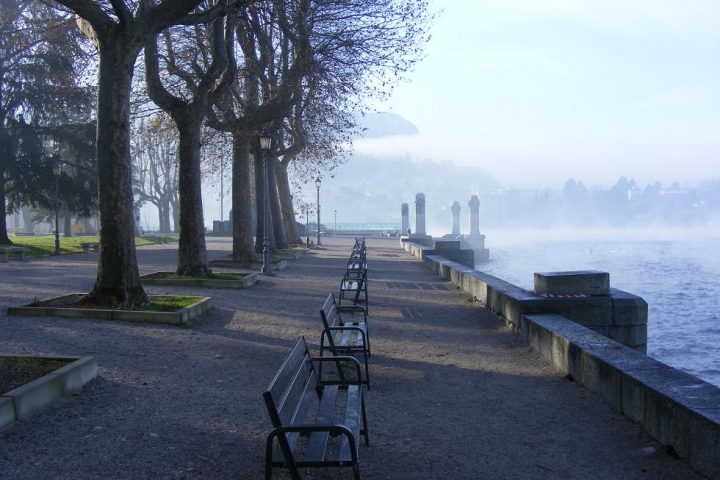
[0,237,703,479]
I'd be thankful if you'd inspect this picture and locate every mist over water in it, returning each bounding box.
[472,227,720,388]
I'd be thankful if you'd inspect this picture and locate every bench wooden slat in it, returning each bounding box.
[303,385,339,462]
[270,386,317,463]
[276,356,315,427]
[266,342,317,429]
[339,385,363,462]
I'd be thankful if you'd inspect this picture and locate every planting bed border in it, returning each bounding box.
[140,272,259,289]
[208,259,288,271]
[7,294,214,326]
[0,355,97,430]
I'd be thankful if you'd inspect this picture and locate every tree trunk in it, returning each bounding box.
[0,168,11,244]
[63,214,73,237]
[174,116,211,276]
[159,192,173,233]
[171,196,179,233]
[231,132,256,262]
[275,160,301,245]
[21,206,34,234]
[82,40,148,307]
[268,156,288,250]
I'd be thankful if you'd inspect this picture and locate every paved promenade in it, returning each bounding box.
[0,236,702,479]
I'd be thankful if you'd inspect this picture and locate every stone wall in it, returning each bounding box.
[402,241,647,352]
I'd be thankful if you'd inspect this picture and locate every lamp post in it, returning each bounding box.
[304,203,310,248]
[259,130,272,274]
[334,209,337,234]
[52,159,62,255]
[315,177,322,246]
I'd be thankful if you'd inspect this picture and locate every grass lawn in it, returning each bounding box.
[1,235,166,257]
[132,295,201,311]
[29,293,202,312]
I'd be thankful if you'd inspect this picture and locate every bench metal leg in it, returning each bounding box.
[0,253,8,263]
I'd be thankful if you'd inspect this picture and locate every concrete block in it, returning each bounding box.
[581,350,624,410]
[610,288,648,326]
[6,373,63,420]
[539,296,614,327]
[689,408,720,480]
[57,357,98,395]
[534,270,610,296]
[609,325,647,349]
[588,326,610,336]
[622,366,706,458]
[0,396,16,430]
[432,239,460,252]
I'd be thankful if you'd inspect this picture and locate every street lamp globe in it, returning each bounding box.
[259,130,272,150]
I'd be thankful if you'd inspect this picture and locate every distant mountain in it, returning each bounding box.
[354,112,419,139]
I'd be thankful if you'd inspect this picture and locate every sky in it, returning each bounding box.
[354,0,720,190]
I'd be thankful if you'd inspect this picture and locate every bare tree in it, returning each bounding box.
[132,115,179,233]
[208,1,307,262]
[271,0,434,246]
[144,1,236,276]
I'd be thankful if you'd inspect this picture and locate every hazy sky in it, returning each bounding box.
[354,0,720,189]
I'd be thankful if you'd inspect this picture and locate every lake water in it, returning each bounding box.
[472,227,720,388]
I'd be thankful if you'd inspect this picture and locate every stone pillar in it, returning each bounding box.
[468,195,480,237]
[451,201,461,235]
[401,203,409,235]
[415,193,426,236]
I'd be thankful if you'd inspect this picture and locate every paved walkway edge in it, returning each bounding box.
[403,240,720,480]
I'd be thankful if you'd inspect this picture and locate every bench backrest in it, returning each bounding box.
[353,237,366,252]
[320,293,342,331]
[263,337,318,428]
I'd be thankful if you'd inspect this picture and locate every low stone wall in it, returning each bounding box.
[401,238,475,270]
[524,314,720,480]
[401,240,720,479]
[402,241,647,352]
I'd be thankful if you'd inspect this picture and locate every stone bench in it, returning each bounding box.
[0,246,27,262]
[81,242,100,254]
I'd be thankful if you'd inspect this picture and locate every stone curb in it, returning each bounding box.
[0,356,98,431]
[209,259,288,271]
[7,295,214,326]
[140,272,259,289]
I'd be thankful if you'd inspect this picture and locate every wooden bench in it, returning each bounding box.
[339,268,368,313]
[81,242,100,254]
[320,293,371,389]
[352,237,366,254]
[346,256,367,275]
[0,246,27,263]
[263,336,369,480]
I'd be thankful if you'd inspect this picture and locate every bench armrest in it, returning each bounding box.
[337,304,368,321]
[312,355,364,386]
